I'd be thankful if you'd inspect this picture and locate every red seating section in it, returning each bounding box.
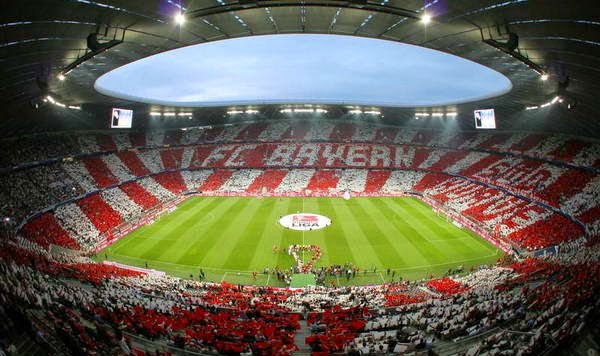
[479,133,511,150]
[459,154,502,176]
[306,170,339,191]
[541,169,595,207]
[82,156,119,188]
[506,214,583,249]
[510,134,544,153]
[120,182,161,209]
[153,172,187,194]
[427,150,470,171]
[160,148,184,170]
[96,304,299,355]
[246,169,288,193]
[426,277,468,296]
[199,170,234,191]
[21,212,79,249]
[76,194,123,235]
[306,307,367,353]
[116,151,151,176]
[65,263,144,284]
[549,139,587,162]
[364,170,391,193]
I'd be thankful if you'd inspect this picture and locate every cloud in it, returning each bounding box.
[95,34,511,107]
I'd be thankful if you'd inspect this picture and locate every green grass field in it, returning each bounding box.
[94,196,503,286]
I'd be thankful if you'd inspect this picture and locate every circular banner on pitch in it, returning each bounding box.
[279,213,331,231]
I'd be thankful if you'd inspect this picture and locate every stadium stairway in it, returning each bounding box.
[13,332,47,356]
[294,323,312,354]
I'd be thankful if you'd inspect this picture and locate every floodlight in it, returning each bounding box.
[174,13,186,25]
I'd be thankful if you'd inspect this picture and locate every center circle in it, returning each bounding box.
[279,213,331,231]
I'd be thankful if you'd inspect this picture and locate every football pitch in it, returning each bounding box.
[95,196,503,286]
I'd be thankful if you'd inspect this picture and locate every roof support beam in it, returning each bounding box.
[187,1,420,20]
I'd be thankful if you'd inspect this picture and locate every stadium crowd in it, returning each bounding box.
[1,233,597,354]
[1,121,599,354]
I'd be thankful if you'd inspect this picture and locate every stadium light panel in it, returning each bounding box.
[57,74,66,81]
[294,108,314,113]
[541,73,549,81]
[245,109,259,114]
[349,109,363,114]
[431,113,444,117]
[174,13,186,25]
[150,112,162,116]
[227,110,244,115]
[163,112,176,117]
[421,14,432,24]
[364,110,381,115]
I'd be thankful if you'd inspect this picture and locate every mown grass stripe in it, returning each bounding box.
[221,198,280,270]
[134,198,228,261]
[350,198,406,267]
[247,197,293,270]
[381,198,448,263]
[405,197,499,254]
[331,199,385,268]
[194,198,263,266]
[370,198,427,267]
[111,197,221,258]
[398,199,482,258]
[95,196,502,285]
[168,198,244,265]
[316,198,356,267]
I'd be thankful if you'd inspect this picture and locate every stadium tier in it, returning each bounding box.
[2,3,600,354]
[1,120,598,355]
[7,122,597,253]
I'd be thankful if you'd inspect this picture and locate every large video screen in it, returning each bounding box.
[110,108,133,128]
[474,109,496,129]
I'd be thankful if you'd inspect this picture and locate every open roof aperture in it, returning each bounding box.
[94,34,512,108]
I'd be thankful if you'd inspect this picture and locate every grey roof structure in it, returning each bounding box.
[1,0,598,137]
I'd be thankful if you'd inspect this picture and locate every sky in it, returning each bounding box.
[94,34,512,107]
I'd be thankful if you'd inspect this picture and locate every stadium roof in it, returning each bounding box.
[1,0,599,137]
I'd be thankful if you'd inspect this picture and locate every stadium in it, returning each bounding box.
[0,1,599,355]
